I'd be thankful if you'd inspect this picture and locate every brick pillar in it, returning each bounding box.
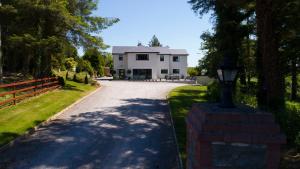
[186,103,286,169]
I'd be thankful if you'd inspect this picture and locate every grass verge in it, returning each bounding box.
[168,85,208,167]
[0,80,97,147]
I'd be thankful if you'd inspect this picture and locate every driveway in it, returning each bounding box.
[0,81,185,169]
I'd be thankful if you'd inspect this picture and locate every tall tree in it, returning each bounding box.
[256,0,285,110]
[148,35,162,47]
[0,0,119,77]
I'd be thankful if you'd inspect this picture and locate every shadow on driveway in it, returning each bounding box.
[0,98,179,169]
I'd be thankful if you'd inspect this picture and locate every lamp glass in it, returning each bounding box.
[217,69,223,81]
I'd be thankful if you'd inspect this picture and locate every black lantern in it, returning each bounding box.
[217,65,238,108]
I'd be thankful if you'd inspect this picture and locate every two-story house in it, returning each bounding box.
[112,46,188,80]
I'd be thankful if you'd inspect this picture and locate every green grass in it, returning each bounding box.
[168,85,208,167]
[0,80,97,146]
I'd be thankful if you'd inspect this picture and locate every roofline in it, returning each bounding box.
[112,52,189,55]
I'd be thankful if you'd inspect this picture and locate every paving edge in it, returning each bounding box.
[166,96,184,169]
[0,84,103,153]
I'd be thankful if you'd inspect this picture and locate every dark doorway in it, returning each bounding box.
[133,69,152,80]
[118,69,125,79]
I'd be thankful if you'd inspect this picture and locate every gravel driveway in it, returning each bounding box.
[0,81,185,169]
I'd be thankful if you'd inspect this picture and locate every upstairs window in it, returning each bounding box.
[161,69,168,74]
[173,69,180,74]
[173,56,179,62]
[160,55,164,62]
[136,54,149,61]
[119,55,123,61]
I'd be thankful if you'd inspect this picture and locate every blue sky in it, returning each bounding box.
[94,0,213,67]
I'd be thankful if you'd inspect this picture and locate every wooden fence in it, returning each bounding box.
[0,77,61,108]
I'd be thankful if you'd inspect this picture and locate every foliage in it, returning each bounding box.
[198,32,220,77]
[206,80,221,102]
[84,74,89,84]
[0,80,96,146]
[65,57,77,71]
[76,58,94,76]
[295,132,300,150]
[83,48,105,76]
[0,0,119,77]
[73,74,77,82]
[58,76,65,86]
[105,53,114,70]
[187,67,199,77]
[148,35,162,47]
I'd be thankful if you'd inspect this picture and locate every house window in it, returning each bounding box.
[160,55,164,62]
[161,69,168,74]
[173,56,179,62]
[136,54,149,61]
[119,55,123,61]
[173,69,180,74]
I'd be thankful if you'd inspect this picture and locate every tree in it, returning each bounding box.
[187,67,199,77]
[256,0,285,110]
[83,48,105,76]
[148,35,162,47]
[65,57,77,71]
[105,53,114,70]
[198,32,220,77]
[76,58,94,75]
[0,0,119,77]
[137,41,143,46]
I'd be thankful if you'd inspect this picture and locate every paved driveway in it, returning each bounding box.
[0,81,185,169]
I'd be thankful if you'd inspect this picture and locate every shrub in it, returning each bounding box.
[73,74,77,82]
[206,80,221,102]
[98,67,104,77]
[276,102,300,145]
[90,80,100,87]
[66,71,69,80]
[76,59,94,76]
[295,132,300,151]
[58,76,65,86]
[85,74,89,84]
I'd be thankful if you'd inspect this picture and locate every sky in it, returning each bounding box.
[93,0,213,67]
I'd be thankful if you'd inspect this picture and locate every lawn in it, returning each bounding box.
[168,85,208,167]
[0,80,97,146]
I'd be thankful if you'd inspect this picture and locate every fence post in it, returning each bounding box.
[34,80,36,96]
[13,85,16,105]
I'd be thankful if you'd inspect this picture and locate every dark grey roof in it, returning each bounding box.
[112,46,188,55]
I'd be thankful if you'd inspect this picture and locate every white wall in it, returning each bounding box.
[113,53,188,79]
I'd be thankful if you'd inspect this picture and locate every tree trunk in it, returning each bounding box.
[291,58,298,100]
[0,2,3,83]
[256,0,285,111]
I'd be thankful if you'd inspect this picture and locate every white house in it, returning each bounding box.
[112,46,188,80]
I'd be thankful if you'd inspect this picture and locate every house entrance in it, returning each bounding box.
[118,69,125,79]
[133,69,152,80]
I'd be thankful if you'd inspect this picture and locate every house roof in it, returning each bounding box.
[112,46,188,55]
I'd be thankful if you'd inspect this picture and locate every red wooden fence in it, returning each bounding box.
[0,77,61,108]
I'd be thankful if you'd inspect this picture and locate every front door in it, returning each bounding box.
[133,69,152,80]
[118,69,125,79]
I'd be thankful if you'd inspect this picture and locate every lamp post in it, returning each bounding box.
[217,58,238,108]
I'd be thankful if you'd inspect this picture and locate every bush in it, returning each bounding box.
[73,74,77,82]
[98,67,104,77]
[90,80,100,87]
[58,76,65,86]
[276,102,300,146]
[206,80,221,102]
[295,132,300,151]
[66,71,69,80]
[76,59,94,76]
[85,74,89,84]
